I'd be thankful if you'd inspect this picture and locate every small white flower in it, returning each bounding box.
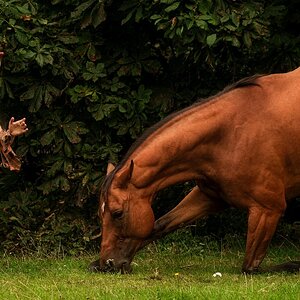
[213,272,222,277]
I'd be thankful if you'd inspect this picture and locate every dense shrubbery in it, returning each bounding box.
[0,0,299,254]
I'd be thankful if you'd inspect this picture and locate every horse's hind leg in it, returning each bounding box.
[266,260,300,273]
[139,186,227,249]
[242,206,284,273]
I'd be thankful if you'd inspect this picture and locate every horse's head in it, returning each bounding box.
[96,161,155,273]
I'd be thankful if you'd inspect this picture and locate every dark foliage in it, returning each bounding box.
[0,0,299,254]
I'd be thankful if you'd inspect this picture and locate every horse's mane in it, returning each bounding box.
[101,74,264,199]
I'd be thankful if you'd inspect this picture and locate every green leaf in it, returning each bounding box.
[16,5,31,14]
[41,129,57,146]
[47,160,64,177]
[150,14,161,20]
[186,19,194,30]
[57,35,79,44]
[0,78,14,99]
[83,62,106,82]
[231,13,239,27]
[121,9,135,25]
[135,6,143,22]
[87,44,96,61]
[60,176,70,192]
[206,34,217,47]
[117,124,129,135]
[91,2,106,28]
[20,86,36,101]
[220,15,229,23]
[225,24,236,31]
[63,142,72,157]
[71,0,95,19]
[63,125,82,144]
[38,18,48,25]
[88,104,104,120]
[36,53,44,67]
[44,83,59,106]
[63,122,89,144]
[118,104,127,113]
[15,30,28,45]
[195,19,208,30]
[43,54,54,65]
[64,161,73,175]
[28,85,44,112]
[165,2,180,13]
[161,0,176,4]
[231,36,241,47]
[243,32,252,48]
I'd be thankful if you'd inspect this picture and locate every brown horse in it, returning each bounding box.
[91,67,300,274]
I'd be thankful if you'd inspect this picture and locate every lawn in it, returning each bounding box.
[0,231,299,300]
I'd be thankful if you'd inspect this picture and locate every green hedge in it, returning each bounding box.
[0,0,299,254]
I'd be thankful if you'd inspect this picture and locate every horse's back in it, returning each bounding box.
[211,68,300,203]
[258,67,300,110]
[227,67,300,140]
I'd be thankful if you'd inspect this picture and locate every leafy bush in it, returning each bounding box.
[0,0,299,254]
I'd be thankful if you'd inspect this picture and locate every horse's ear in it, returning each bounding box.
[116,160,134,188]
[107,162,115,175]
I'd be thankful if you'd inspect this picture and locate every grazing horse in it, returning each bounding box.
[91,67,300,274]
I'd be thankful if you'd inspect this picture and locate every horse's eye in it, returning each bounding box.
[112,210,123,220]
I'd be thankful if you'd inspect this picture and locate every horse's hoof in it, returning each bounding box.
[241,267,261,275]
[88,259,101,272]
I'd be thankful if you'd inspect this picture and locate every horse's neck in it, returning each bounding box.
[132,158,199,192]
[129,98,232,192]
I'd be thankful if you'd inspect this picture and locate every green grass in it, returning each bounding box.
[0,233,299,300]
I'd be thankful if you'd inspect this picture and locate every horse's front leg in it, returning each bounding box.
[242,205,284,273]
[139,186,227,250]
